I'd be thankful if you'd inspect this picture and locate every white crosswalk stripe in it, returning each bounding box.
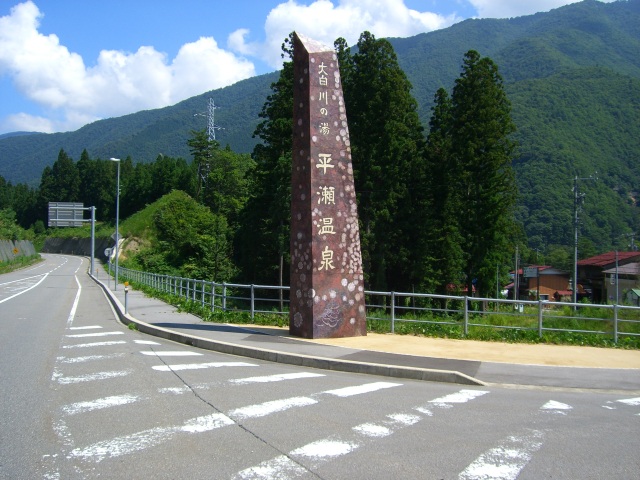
[152,361,258,371]
[233,388,488,479]
[62,340,126,349]
[459,400,574,479]
[68,413,235,461]
[459,429,544,480]
[66,331,125,338]
[140,350,203,356]
[62,394,142,415]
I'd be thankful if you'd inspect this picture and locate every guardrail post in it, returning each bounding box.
[124,282,129,315]
[613,304,618,344]
[463,297,469,336]
[538,299,543,338]
[251,284,255,319]
[210,282,216,311]
[222,283,227,311]
[390,291,395,334]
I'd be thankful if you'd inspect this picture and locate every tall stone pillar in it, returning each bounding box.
[289,32,366,339]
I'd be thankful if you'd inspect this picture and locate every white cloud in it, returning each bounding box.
[468,0,616,19]
[0,1,256,133]
[229,0,460,69]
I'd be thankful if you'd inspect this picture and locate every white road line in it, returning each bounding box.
[229,397,318,420]
[158,386,192,395]
[429,389,489,408]
[66,331,125,338]
[63,340,126,349]
[134,340,161,345]
[69,326,103,330]
[57,370,132,384]
[66,276,82,327]
[229,372,325,384]
[140,351,203,356]
[617,397,640,406]
[353,413,421,438]
[541,400,572,413]
[292,439,358,458]
[458,429,544,480]
[152,361,257,371]
[0,273,48,304]
[62,395,141,415]
[57,353,125,363]
[68,413,234,461]
[233,388,488,480]
[321,382,401,397]
[234,456,306,480]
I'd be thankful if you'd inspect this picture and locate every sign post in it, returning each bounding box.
[48,202,97,275]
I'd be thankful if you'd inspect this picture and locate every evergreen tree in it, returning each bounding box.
[38,149,81,220]
[448,50,519,297]
[236,34,294,285]
[422,88,465,294]
[187,129,216,201]
[339,31,427,291]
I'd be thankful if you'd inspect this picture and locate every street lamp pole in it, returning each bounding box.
[110,158,121,290]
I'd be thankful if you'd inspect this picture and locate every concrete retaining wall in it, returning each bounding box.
[42,237,114,261]
[0,239,37,262]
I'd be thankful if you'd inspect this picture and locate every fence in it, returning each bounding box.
[112,264,640,343]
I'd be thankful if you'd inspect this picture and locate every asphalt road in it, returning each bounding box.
[1,254,639,479]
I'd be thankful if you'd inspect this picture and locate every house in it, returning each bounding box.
[506,265,571,301]
[602,262,640,304]
[626,288,640,306]
[522,266,571,301]
[578,252,640,303]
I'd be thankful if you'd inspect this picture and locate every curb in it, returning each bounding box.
[93,274,485,387]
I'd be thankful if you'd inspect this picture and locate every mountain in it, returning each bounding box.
[0,0,639,251]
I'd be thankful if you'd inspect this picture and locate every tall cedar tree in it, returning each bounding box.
[449,50,519,297]
[338,32,427,292]
[235,35,294,285]
[423,88,466,294]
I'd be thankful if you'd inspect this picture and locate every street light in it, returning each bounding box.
[110,158,121,290]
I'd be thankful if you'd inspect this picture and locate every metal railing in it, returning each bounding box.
[110,263,640,343]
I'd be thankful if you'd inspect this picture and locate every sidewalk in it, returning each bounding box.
[92,267,640,392]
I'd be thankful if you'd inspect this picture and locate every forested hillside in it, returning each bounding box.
[0,0,638,253]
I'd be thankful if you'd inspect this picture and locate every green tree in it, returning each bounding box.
[187,129,216,201]
[422,88,465,294]
[151,191,235,280]
[449,50,520,297]
[202,144,255,228]
[236,34,294,285]
[38,149,81,222]
[339,31,427,291]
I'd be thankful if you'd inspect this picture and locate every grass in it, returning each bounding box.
[0,254,43,274]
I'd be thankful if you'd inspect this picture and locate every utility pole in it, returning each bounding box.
[572,173,597,305]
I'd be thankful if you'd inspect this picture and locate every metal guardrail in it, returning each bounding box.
[111,264,640,343]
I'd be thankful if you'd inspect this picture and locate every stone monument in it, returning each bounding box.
[289,32,367,339]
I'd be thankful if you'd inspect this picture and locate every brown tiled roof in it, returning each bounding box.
[577,251,640,267]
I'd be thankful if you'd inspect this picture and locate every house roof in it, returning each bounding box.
[512,266,568,275]
[577,251,640,267]
[602,262,640,275]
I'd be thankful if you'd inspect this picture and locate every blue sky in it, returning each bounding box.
[0,0,607,135]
